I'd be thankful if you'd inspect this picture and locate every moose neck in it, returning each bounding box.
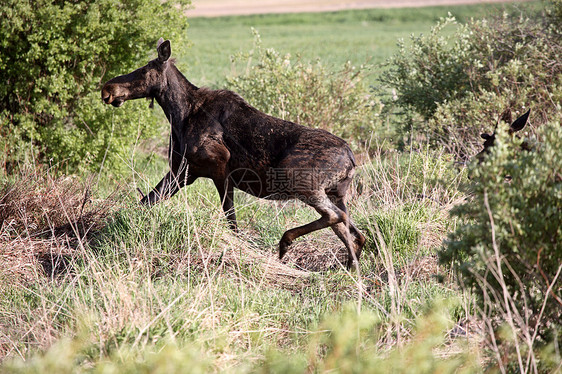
[155,64,198,126]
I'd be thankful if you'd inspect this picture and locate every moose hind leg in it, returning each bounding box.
[278,194,346,259]
[332,198,366,267]
[348,222,366,259]
[331,223,361,270]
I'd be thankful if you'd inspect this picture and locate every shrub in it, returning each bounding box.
[226,30,379,150]
[0,0,190,174]
[381,4,562,158]
[381,16,475,122]
[550,0,562,25]
[440,121,562,371]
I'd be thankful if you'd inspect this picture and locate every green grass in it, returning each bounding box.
[183,2,542,87]
[0,142,468,371]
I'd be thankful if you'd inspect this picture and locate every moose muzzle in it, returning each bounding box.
[101,84,126,107]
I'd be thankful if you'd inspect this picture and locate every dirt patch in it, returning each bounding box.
[188,0,528,17]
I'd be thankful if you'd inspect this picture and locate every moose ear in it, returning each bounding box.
[481,133,492,140]
[157,39,171,63]
[510,109,530,133]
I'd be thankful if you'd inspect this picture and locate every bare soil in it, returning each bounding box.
[188,0,528,17]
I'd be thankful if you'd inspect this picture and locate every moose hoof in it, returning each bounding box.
[278,238,292,260]
[346,257,358,271]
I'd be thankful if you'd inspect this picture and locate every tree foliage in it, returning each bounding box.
[0,0,190,173]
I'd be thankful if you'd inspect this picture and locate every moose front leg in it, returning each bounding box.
[140,170,195,206]
[140,151,195,206]
[214,179,237,231]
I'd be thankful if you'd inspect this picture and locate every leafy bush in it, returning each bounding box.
[440,122,562,371]
[226,30,379,150]
[382,4,562,158]
[550,0,562,25]
[0,0,190,174]
[381,16,475,121]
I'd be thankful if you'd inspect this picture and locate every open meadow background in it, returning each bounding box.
[1,0,561,372]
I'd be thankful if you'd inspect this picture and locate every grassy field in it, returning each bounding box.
[0,1,551,372]
[184,2,540,86]
[1,147,472,372]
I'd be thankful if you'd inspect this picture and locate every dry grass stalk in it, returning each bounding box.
[0,168,115,284]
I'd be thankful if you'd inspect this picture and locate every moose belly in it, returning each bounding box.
[184,140,231,180]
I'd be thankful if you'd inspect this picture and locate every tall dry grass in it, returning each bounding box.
[0,148,480,371]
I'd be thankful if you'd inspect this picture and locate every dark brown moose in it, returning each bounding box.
[101,39,365,269]
[475,109,530,162]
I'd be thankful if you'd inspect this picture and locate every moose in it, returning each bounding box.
[101,38,365,269]
[475,109,530,162]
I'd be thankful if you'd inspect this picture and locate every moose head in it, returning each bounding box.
[101,38,171,107]
[475,109,530,162]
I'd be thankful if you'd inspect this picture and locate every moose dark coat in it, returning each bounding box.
[101,39,365,268]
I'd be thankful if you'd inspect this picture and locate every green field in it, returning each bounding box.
[184,2,540,86]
